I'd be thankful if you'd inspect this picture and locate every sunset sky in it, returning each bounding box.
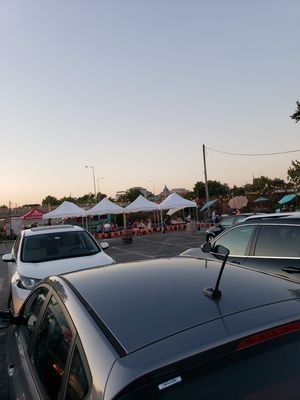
[1,1,300,206]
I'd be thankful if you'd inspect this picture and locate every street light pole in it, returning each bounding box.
[97,177,104,201]
[85,165,97,202]
[148,180,155,197]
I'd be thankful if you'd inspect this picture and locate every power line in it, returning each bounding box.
[206,147,300,156]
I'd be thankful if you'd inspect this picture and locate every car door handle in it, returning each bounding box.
[281,266,300,274]
[231,260,240,265]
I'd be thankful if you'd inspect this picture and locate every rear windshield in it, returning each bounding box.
[21,231,100,262]
[119,327,300,399]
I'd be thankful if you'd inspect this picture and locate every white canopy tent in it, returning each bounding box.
[42,201,87,219]
[124,195,159,229]
[159,193,197,210]
[124,195,159,213]
[87,197,124,216]
[158,193,198,227]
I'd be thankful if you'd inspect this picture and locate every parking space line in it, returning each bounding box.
[137,237,197,248]
[108,246,156,259]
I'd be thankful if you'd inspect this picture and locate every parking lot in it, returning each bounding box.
[0,229,205,398]
[102,229,205,263]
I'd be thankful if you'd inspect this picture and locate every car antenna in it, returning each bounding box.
[203,244,230,299]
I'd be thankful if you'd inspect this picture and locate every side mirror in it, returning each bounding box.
[201,242,212,253]
[214,244,230,257]
[100,242,109,250]
[0,309,14,329]
[2,253,15,262]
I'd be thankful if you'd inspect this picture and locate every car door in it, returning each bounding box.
[7,285,50,399]
[7,285,91,399]
[243,224,300,280]
[211,224,257,266]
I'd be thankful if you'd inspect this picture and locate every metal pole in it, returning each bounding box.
[92,167,97,201]
[203,144,209,202]
[149,180,155,199]
[9,201,12,239]
[85,165,97,203]
[97,177,104,200]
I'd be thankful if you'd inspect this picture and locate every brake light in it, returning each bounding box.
[237,321,300,350]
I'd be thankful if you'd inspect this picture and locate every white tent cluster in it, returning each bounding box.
[42,194,197,220]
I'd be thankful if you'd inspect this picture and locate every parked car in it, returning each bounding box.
[1,224,115,314]
[205,212,263,242]
[2,253,300,399]
[182,213,300,280]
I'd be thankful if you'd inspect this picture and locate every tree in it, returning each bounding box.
[193,181,206,198]
[291,101,300,123]
[42,195,60,206]
[126,187,143,202]
[231,185,246,196]
[194,180,229,198]
[287,160,300,188]
[269,178,286,190]
[96,192,107,202]
[60,196,77,203]
[184,191,196,201]
[243,176,271,194]
[207,180,230,196]
[77,193,95,205]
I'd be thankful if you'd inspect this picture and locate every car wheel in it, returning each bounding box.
[207,234,215,243]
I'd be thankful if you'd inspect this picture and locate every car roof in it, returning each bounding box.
[22,224,84,236]
[59,257,300,355]
[226,212,257,216]
[241,212,300,223]
[221,213,265,221]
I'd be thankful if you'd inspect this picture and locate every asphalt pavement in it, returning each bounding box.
[0,229,205,398]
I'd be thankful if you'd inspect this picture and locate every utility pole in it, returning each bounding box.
[202,145,209,202]
[85,165,97,203]
[9,201,12,239]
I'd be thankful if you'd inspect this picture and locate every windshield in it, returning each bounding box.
[220,216,236,228]
[21,231,100,262]
[220,215,247,228]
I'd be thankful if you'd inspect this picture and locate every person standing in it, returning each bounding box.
[211,210,216,224]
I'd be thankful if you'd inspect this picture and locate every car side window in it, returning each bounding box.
[21,286,49,344]
[65,346,89,400]
[213,226,255,256]
[32,295,73,400]
[254,225,300,257]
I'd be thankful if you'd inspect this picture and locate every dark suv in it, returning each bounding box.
[184,213,300,280]
[3,253,300,398]
[205,213,262,242]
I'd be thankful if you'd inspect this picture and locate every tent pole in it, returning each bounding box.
[123,213,126,231]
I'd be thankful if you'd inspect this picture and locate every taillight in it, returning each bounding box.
[237,321,300,350]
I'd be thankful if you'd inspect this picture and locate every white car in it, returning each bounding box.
[2,224,115,314]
